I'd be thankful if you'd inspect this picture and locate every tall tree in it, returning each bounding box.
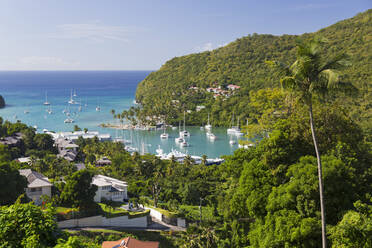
[60,170,97,210]
[0,163,28,205]
[267,37,353,248]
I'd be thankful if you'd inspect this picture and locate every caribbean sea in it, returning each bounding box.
[0,71,241,158]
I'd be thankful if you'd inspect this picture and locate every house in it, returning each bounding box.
[55,138,79,153]
[19,169,52,205]
[0,132,23,148]
[102,237,159,248]
[49,131,111,142]
[95,157,112,167]
[17,157,32,164]
[227,84,241,90]
[55,138,79,162]
[196,105,206,112]
[92,175,128,203]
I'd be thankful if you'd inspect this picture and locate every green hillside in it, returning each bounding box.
[0,95,5,108]
[135,10,372,130]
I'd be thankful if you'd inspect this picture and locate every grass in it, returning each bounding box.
[55,204,149,220]
[99,203,150,219]
[147,205,178,218]
[55,206,77,213]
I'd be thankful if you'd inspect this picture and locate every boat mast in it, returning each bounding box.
[183,111,186,131]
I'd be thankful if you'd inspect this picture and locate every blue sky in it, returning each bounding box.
[0,0,370,70]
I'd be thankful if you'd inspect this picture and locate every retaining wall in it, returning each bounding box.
[57,214,148,228]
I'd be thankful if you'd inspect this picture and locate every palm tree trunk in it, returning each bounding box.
[309,103,327,248]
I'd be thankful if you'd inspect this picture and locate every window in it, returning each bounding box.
[102,186,111,191]
[30,187,42,192]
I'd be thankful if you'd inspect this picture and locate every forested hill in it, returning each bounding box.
[135,9,372,127]
[0,95,5,108]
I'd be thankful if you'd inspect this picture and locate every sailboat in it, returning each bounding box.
[179,111,190,137]
[46,105,53,114]
[227,113,237,134]
[205,113,212,130]
[73,89,77,97]
[24,105,30,114]
[234,117,244,136]
[43,91,50,105]
[160,125,169,139]
[68,89,77,104]
[96,98,101,111]
[78,100,82,112]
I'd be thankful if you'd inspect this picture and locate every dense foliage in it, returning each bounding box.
[0,200,58,247]
[135,10,372,138]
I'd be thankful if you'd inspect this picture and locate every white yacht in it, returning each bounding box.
[205,113,212,130]
[24,110,29,114]
[175,136,184,143]
[180,140,189,147]
[43,91,50,105]
[96,106,101,112]
[125,146,138,153]
[155,145,163,155]
[208,133,217,141]
[64,118,74,123]
[229,139,237,145]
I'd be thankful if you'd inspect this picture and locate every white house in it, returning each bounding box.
[19,169,52,205]
[92,175,128,203]
[196,105,206,112]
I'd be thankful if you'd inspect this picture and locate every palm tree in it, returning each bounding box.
[267,37,352,248]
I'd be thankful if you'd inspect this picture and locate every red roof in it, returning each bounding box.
[102,237,159,248]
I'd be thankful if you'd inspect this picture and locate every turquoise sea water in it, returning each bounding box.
[0,71,243,158]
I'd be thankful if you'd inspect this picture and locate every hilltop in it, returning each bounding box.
[135,9,372,131]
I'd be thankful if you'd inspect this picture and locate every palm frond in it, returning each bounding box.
[319,53,350,71]
[320,69,340,89]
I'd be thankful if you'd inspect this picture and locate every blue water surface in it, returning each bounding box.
[0,71,242,158]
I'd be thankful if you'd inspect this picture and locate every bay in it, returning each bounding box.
[0,71,242,158]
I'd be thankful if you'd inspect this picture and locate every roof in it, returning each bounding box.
[96,157,112,165]
[19,169,52,188]
[17,157,31,163]
[0,136,21,146]
[102,237,159,248]
[55,138,79,148]
[92,175,127,188]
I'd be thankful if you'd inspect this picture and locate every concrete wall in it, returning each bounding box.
[148,208,163,221]
[146,207,186,228]
[57,215,148,229]
[103,215,148,227]
[177,218,187,228]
